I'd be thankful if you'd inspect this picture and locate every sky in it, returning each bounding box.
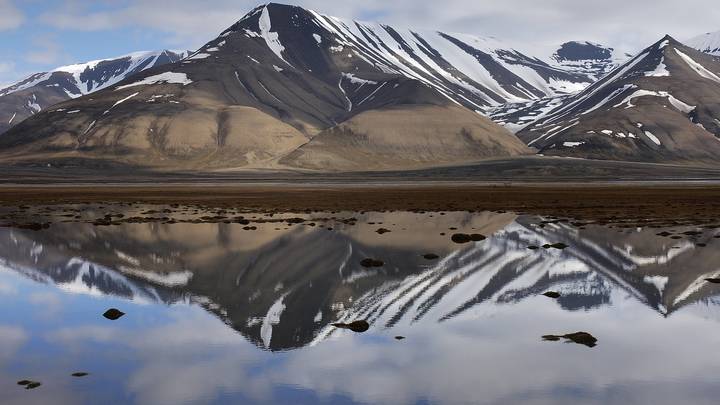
[2,0,720,86]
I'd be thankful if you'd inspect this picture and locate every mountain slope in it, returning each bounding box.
[496,35,720,164]
[0,3,540,171]
[549,41,629,80]
[686,30,720,56]
[0,50,189,135]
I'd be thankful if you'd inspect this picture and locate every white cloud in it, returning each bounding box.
[24,35,67,65]
[0,0,23,31]
[0,324,27,361]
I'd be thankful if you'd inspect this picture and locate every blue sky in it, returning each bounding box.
[2,0,720,87]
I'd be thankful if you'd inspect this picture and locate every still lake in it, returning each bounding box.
[1,208,720,404]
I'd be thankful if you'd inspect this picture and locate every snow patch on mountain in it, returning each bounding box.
[259,6,293,67]
[116,72,193,90]
[686,30,720,56]
[674,49,720,84]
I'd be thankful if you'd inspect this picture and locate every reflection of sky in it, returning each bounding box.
[4,266,720,405]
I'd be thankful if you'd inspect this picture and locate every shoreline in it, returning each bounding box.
[1,185,720,226]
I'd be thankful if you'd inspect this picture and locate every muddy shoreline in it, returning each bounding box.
[1,185,720,227]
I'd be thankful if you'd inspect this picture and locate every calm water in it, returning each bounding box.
[2,209,720,404]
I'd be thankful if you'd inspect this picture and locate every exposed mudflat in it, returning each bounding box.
[2,184,720,230]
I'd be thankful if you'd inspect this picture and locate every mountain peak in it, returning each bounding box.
[501,31,720,163]
[658,34,682,46]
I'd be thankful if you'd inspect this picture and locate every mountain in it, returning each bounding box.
[493,35,720,164]
[549,41,629,80]
[0,50,189,135]
[0,3,614,172]
[686,30,720,56]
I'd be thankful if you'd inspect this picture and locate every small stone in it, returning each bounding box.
[542,291,561,299]
[103,308,125,320]
[332,320,370,333]
[422,253,439,260]
[72,372,89,377]
[375,228,391,234]
[25,381,42,389]
[451,233,485,244]
[542,331,597,348]
[394,336,406,340]
[360,258,384,268]
[543,243,568,250]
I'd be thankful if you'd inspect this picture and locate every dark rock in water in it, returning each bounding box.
[543,243,568,250]
[451,233,486,244]
[72,372,89,377]
[360,258,384,268]
[543,291,561,299]
[423,253,439,260]
[451,233,472,243]
[395,336,406,340]
[705,278,720,284]
[103,308,125,320]
[542,331,597,347]
[24,381,42,389]
[376,228,391,234]
[527,245,539,250]
[17,222,50,231]
[656,231,672,237]
[332,320,370,333]
[17,380,32,386]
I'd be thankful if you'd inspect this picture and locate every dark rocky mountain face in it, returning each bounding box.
[556,41,612,61]
[551,41,629,80]
[493,35,720,165]
[0,50,188,135]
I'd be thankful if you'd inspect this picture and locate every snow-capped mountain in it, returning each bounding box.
[686,30,720,56]
[493,35,720,163]
[216,4,595,108]
[2,3,594,171]
[0,50,189,135]
[549,41,630,80]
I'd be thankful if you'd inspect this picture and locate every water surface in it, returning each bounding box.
[2,209,720,404]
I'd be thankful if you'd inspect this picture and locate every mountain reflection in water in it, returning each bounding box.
[1,210,720,404]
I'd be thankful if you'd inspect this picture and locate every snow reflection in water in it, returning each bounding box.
[1,211,720,404]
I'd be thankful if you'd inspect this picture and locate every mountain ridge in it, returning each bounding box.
[0,49,189,135]
[492,35,720,164]
[0,2,558,171]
